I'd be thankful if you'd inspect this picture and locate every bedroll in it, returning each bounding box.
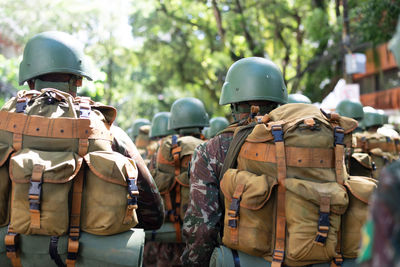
[220,103,377,266]
[151,135,204,242]
[0,89,140,266]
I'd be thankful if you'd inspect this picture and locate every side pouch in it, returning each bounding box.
[175,155,191,220]
[284,179,348,265]
[0,143,14,226]
[82,151,139,235]
[9,149,82,235]
[342,176,377,258]
[220,168,277,258]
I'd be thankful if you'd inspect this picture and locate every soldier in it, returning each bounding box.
[131,118,151,159]
[182,57,287,266]
[287,93,312,104]
[359,17,400,267]
[336,99,364,133]
[19,31,164,231]
[207,117,230,139]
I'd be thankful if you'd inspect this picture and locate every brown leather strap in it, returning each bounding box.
[164,192,175,223]
[334,144,345,185]
[78,139,89,157]
[29,164,44,229]
[240,142,335,168]
[228,184,245,245]
[271,126,286,267]
[5,228,22,267]
[172,146,182,178]
[66,165,85,267]
[331,225,343,267]
[12,133,22,151]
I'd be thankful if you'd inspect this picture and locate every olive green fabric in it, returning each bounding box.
[389,16,400,66]
[150,112,175,138]
[19,31,92,85]
[220,103,372,265]
[168,97,209,130]
[287,93,312,104]
[131,119,150,138]
[152,135,204,221]
[210,245,359,267]
[0,226,145,267]
[336,100,364,121]
[208,117,230,138]
[220,57,287,105]
[145,222,179,243]
[0,88,139,236]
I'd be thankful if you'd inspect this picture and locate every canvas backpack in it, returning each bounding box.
[0,88,139,267]
[151,135,204,242]
[353,131,399,179]
[219,103,377,266]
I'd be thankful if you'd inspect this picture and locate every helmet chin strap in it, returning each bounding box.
[34,78,78,95]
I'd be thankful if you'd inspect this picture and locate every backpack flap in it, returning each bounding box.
[342,176,377,258]
[82,151,139,235]
[0,143,14,227]
[9,149,83,235]
[220,168,277,258]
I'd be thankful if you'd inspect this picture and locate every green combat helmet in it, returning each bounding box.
[150,112,175,138]
[168,97,209,135]
[208,117,230,138]
[19,31,92,87]
[363,108,383,129]
[131,118,151,139]
[336,100,364,121]
[288,94,312,104]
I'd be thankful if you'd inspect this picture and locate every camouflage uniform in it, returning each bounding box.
[111,125,164,230]
[359,161,400,267]
[182,132,233,266]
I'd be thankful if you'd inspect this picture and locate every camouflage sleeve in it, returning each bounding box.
[111,126,164,230]
[181,133,233,266]
[360,162,400,267]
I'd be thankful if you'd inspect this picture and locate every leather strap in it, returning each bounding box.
[12,133,22,151]
[5,228,22,267]
[334,127,345,185]
[331,226,343,267]
[314,194,331,246]
[66,165,85,267]
[228,184,245,245]
[29,164,44,229]
[271,125,286,267]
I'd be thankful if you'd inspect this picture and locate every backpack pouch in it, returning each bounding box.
[221,168,277,258]
[82,151,139,235]
[0,143,14,226]
[342,176,377,258]
[9,149,82,235]
[284,178,348,265]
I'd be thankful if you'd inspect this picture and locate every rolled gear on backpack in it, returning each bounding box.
[219,103,377,266]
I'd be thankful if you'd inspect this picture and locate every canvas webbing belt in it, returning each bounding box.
[5,227,22,267]
[354,137,397,153]
[0,110,113,142]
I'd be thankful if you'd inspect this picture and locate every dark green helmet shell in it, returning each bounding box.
[336,100,364,121]
[363,107,382,128]
[131,118,151,138]
[168,97,209,130]
[208,117,229,138]
[220,57,287,105]
[150,112,175,138]
[287,94,312,104]
[19,31,92,85]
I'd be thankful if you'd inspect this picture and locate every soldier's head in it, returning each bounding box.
[220,57,287,121]
[288,93,312,104]
[208,117,229,138]
[130,118,151,140]
[362,107,382,132]
[150,112,175,140]
[19,31,92,97]
[336,100,364,122]
[168,97,209,137]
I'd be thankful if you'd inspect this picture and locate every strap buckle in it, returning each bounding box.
[16,98,27,113]
[272,249,285,262]
[334,127,345,146]
[271,125,284,142]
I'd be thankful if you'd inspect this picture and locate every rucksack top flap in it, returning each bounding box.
[0,143,14,166]
[351,153,373,169]
[344,176,377,204]
[220,168,277,210]
[90,104,117,125]
[245,124,273,143]
[9,149,83,183]
[285,178,349,215]
[84,151,138,186]
[160,135,204,160]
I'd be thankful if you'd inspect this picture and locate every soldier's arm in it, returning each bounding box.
[111,125,164,230]
[182,135,229,266]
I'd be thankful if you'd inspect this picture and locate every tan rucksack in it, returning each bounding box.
[151,135,204,242]
[353,131,399,179]
[219,103,377,266]
[0,89,139,267]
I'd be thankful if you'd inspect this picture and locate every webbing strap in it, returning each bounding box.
[228,184,245,245]
[271,125,286,267]
[231,249,241,267]
[50,236,66,267]
[5,229,22,267]
[174,183,182,243]
[171,135,183,242]
[123,163,139,225]
[331,226,343,267]
[29,164,44,229]
[314,194,331,246]
[66,165,85,267]
[334,127,345,185]
[12,133,22,151]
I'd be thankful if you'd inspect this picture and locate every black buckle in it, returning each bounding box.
[172,135,178,146]
[334,127,345,146]
[127,178,138,196]
[29,181,42,210]
[228,219,238,228]
[333,255,343,266]
[229,198,241,217]
[272,249,285,262]
[16,100,27,113]
[5,231,19,253]
[386,136,392,143]
[67,252,78,261]
[271,125,284,142]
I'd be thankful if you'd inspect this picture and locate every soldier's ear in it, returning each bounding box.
[28,80,35,89]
